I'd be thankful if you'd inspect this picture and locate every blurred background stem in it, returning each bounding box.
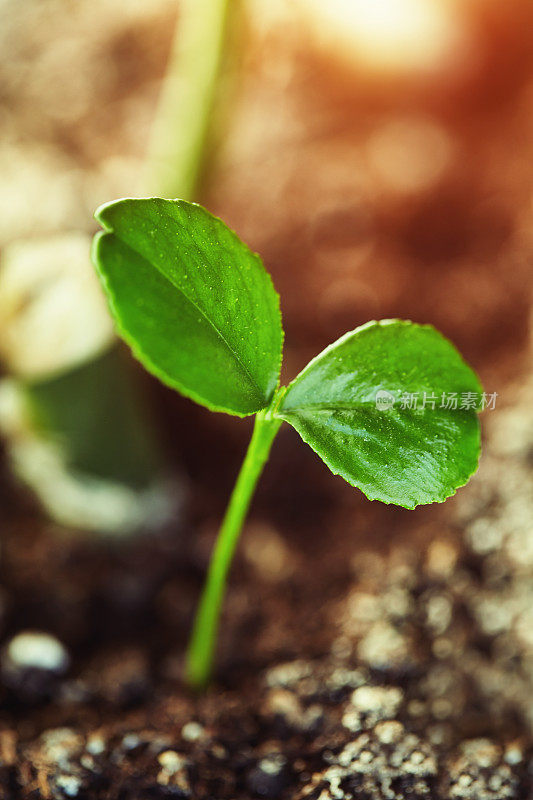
[0,0,241,534]
[146,0,234,200]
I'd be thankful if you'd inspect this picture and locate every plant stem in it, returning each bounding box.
[185,407,282,689]
[146,0,232,199]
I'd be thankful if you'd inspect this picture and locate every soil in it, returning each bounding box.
[1,1,533,797]
[0,373,532,799]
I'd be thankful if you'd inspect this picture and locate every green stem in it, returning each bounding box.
[185,407,282,689]
[146,0,232,199]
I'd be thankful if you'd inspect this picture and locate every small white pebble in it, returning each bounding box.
[488,774,503,791]
[504,744,523,765]
[55,775,82,797]
[158,750,185,775]
[211,743,227,759]
[351,685,403,716]
[181,721,204,742]
[80,754,95,771]
[86,735,105,756]
[375,721,404,744]
[6,631,69,673]
[121,734,141,751]
[258,754,286,775]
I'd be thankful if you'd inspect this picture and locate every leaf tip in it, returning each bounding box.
[93,199,118,231]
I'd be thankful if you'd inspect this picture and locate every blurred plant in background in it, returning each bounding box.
[0,0,236,533]
[0,234,177,533]
[0,0,531,529]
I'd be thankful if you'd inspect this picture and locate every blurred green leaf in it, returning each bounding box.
[276,320,482,508]
[92,198,283,416]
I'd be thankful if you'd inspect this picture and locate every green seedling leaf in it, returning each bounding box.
[92,197,485,688]
[276,320,481,509]
[92,198,283,416]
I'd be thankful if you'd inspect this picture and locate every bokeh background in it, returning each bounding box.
[1,1,533,797]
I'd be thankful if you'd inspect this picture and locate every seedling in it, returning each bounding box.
[92,198,482,689]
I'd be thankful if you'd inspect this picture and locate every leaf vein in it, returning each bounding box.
[113,227,266,403]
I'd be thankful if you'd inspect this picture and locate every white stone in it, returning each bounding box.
[6,631,69,673]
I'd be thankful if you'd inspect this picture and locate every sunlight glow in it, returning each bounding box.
[302,0,465,74]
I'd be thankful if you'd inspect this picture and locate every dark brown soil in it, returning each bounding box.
[1,377,533,799]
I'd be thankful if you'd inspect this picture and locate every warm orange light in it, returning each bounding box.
[300,0,467,74]
[367,116,454,193]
